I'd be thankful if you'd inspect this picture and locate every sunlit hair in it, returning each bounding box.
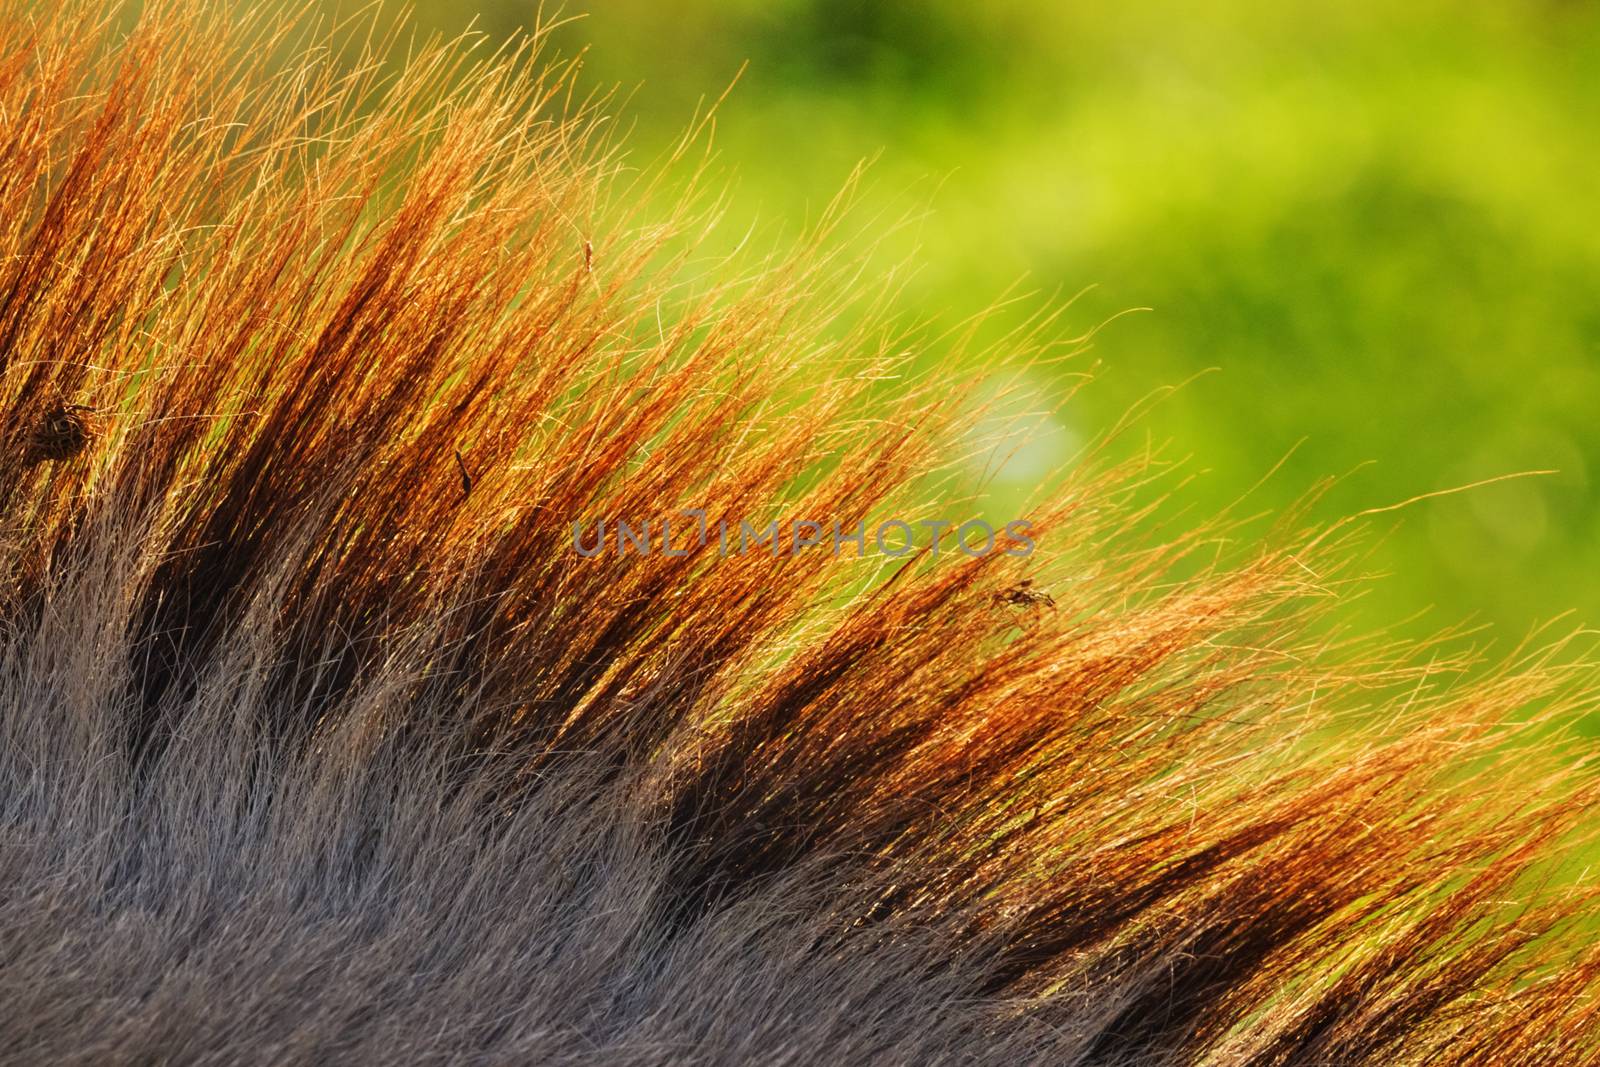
[2,2,1599,1062]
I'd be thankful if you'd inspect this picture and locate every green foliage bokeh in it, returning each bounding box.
[365,0,1600,647]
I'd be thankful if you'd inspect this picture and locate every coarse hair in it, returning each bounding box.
[2,2,1598,1063]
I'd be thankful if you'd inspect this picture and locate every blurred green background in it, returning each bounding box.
[363,0,1600,643]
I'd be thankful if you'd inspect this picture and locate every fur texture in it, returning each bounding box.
[2,2,1599,1063]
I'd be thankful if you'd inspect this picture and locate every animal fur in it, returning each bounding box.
[2,1,1599,1063]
